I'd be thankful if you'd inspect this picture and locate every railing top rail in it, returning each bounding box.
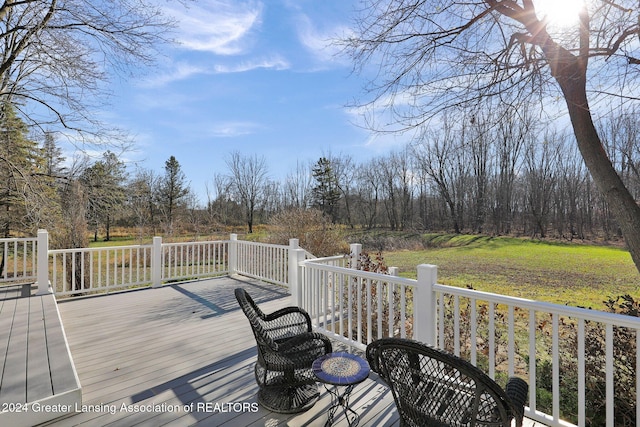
[301,260,418,287]
[234,240,290,250]
[306,255,348,263]
[49,244,153,254]
[161,240,228,247]
[0,237,37,243]
[434,282,640,329]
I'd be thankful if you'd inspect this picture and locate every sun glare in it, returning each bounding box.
[535,0,585,28]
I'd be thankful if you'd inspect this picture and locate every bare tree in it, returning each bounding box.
[329,154,357,228]
[354,160,381,229]
[81,151,127,241]
[491,106,532,234]
[0,0,172,144]
[344,1,640,272]
[413,120,469,233]
[225,152,269,233]
[282,161,313,209]
[127,167,159,239]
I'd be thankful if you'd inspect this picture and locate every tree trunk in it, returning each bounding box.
[558,76,640,271]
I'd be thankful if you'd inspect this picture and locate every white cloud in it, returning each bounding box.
[213,56,289,73]
[165,1,263,55]
[140,62,208,87]
[207,121,260,138]
[140,55,289,88]
[296,14,352,64]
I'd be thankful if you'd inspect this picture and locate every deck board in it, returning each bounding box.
[46,277,545,427]
[0,285,81,427]
[0,295,29,404]
[26,295,52,402]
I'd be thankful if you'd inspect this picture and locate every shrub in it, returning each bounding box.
[267,208,348,256]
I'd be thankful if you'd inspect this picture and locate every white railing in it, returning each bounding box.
[0,236,37,284]
[233,236,291,287]
[50,244,154,296]
[47,236,231,296]
[434,284,640,427]
[161,240,228,283]
[299,259,422,351]
[38,232,294,295]
[291,252,640,427]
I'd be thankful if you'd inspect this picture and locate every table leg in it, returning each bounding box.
[323,384,359,427]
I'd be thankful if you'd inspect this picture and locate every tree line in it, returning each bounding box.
[209,103,635,243]
[6,101,636,247]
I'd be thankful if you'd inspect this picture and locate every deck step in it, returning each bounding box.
[0,285,81,427]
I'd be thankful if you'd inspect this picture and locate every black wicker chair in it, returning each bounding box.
[235,288,332,413]
[366,338,528,427]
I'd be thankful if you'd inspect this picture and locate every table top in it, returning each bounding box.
[312,352,370,386]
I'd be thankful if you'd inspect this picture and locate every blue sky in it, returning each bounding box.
[104,0,403,203]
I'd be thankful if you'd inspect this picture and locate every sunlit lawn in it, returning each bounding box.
[382,235,640,310]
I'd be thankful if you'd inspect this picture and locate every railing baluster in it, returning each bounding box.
[106,249,110,288]
[401,284,406,338]
[62,253,67,293]
[508,305,514,376]
[438,292,445,349]
[366,278,372,344]
[529,309,537,414]
[454,295,460,356]
[606,323,613,427]
[358,277,363,342]
[2,241,7,281]
[81,251,85,290]
[22,241,27,279]
[552,313,559,422]
[489,302,495,379]
[579,318,586,426]
[338,272,344,338]
[377,280,382,340]
[388,282,394,337]
[98,251,103,288]
[12,241,17,278]
[470,297,477,365]
[120,248,125,287]
[89,252,94,291]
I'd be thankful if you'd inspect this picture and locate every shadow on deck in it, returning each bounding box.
[38,276,397,426]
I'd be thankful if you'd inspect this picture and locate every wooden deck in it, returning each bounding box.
[0,284,81,427]
[34,276,545,427]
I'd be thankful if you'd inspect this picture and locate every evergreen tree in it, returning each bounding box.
[0,103,44,236]
[42,132,67,178]
[158,156,189,234]
[311,157,341,222]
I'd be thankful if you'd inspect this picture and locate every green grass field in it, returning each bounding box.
[381,235,640,310]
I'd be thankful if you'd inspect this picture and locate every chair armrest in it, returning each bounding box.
[278,332,333,355]
[263,306,312,332]
[505,377,528,426]
[365,339,384,376]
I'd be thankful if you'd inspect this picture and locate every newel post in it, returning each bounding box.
[229,234,238,275]
[349,243,362,269]
[288,239,305,307]
[415,264,438,346]
[35,229,52,295]
[151,236,163,288]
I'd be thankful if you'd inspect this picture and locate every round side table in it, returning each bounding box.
[312,352,370,427]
